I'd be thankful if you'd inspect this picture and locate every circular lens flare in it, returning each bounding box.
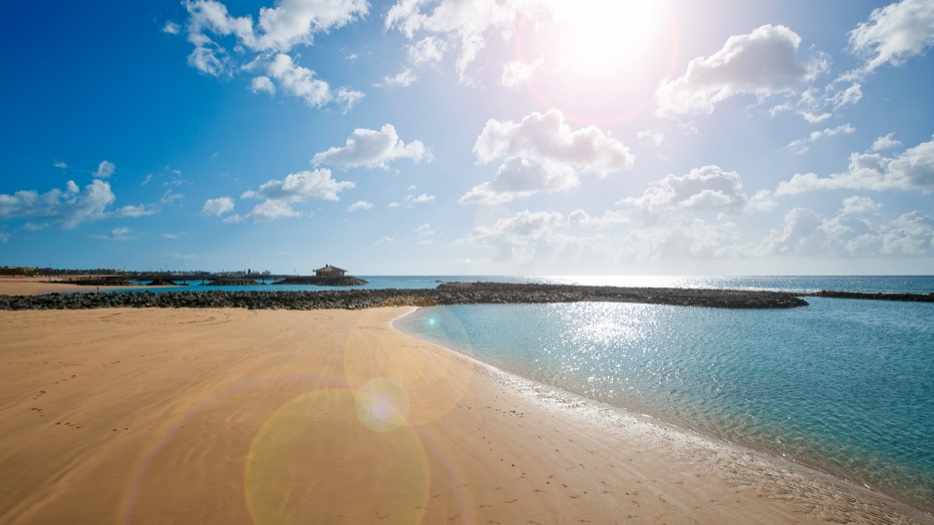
[355,377,411,432]
[245,389,430,525]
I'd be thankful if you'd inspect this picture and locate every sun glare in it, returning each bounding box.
[555,0,668,76]
[514,0,677,124]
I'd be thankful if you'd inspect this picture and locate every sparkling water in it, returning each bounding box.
[394,276,934,512]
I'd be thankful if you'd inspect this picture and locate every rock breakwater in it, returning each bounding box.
[0,282,808,310]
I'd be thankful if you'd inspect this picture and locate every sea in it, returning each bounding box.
[122,275,934,511]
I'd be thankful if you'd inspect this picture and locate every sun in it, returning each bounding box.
[553,0,671,80]
[514,0,677,124]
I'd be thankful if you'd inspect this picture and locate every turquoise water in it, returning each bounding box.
[394,276,934,512]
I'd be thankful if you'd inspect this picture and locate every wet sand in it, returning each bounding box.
[0,307,930,524]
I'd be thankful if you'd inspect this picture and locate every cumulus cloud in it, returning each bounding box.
[264,53,364,111]
[501,57,543,89]
[620,165,769,223]
[407,36,447,64]
[347,200,374,212]
[463,110,634,205]
[386,0,547,82]
[163,21,181,35]
[460,157,579,204]
[786,124,856,154]
[0,179,116,229]
[54,162,68,169]
[390,193,437,208]
[177,0,367,110]
[841,196,882,214]
[656,24,822,117]
[473,110,634,174]
[312,124,432,169]
[872,132,902,151]
[231,169,354,222]
[94,160,116,179]
[250,76,276,94]
[760,207,933,257]
[375,69,417,88]
[848,0,934,75]
[776,137,934,194]
[201,196,235,216]
[566,209,629,228]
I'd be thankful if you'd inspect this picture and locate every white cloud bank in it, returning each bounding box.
[312,124,432,169]
[656,24,823,117]
[777,137,934,195]
[201,196,235,216]
[0,180,120,229]
[461,110,634,205]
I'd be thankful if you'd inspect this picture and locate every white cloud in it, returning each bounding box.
[264,53,363,111]
[415,223,434,238]
[474,110,634,175]
[183,0,367,58]
[113,203,158,218]
[463,110,634,205]
[776,137,934,194]
[376,69,417,88]
[201,196,235,216]
[163,21,181,35]
[245,199,302,222]
[94,160,116,179]
[250,76,276,94]
[162,233,180,239]
[407,36,447,64]
[760,207,933,257]
[347,200,373,212]
[501,56,543,89]
[386,0,546,82]
[375,236,394,245]
[407,193,436,204]
[848,0,934,74]
[787,124,856,154]
[656,24,821,117]
[180,0,367,109]
[54,162,68,169]
[312,124,432,168]
[0,179,116,229]
[621,166,757,222]
[566,209,630,228]
[249,169,354,202]
[106,227,133,241]
[460,157,580,204]
[841,196,882,214]
[0,232,9,243]
[872,132,902,151]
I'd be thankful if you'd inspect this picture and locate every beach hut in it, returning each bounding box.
[314,264,347,277]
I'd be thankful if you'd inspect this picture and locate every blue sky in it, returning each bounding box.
[2,0,933,275]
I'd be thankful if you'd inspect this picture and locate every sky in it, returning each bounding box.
[1,0,933,276]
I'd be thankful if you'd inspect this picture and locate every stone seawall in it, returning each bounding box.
[0,282,808,310]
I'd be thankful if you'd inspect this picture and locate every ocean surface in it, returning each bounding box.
[389,276,934,512]
[119,274,934,511]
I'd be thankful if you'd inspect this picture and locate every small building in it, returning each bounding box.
[314,264,347,277]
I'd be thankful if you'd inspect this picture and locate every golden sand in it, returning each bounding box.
[0,303,929,524]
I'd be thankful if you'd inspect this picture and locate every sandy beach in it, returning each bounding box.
[0,276,154,296]
[1,302,930,524]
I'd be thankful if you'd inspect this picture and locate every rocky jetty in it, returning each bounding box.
[273,276,368,286]
[0,282,808,311]
[202,278,259,286]
[804,290,934,302]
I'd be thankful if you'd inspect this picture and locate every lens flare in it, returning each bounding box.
[245,389,430,525]
[355,377,411,432]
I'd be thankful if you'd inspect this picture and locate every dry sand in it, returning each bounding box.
[1,306,930,525]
